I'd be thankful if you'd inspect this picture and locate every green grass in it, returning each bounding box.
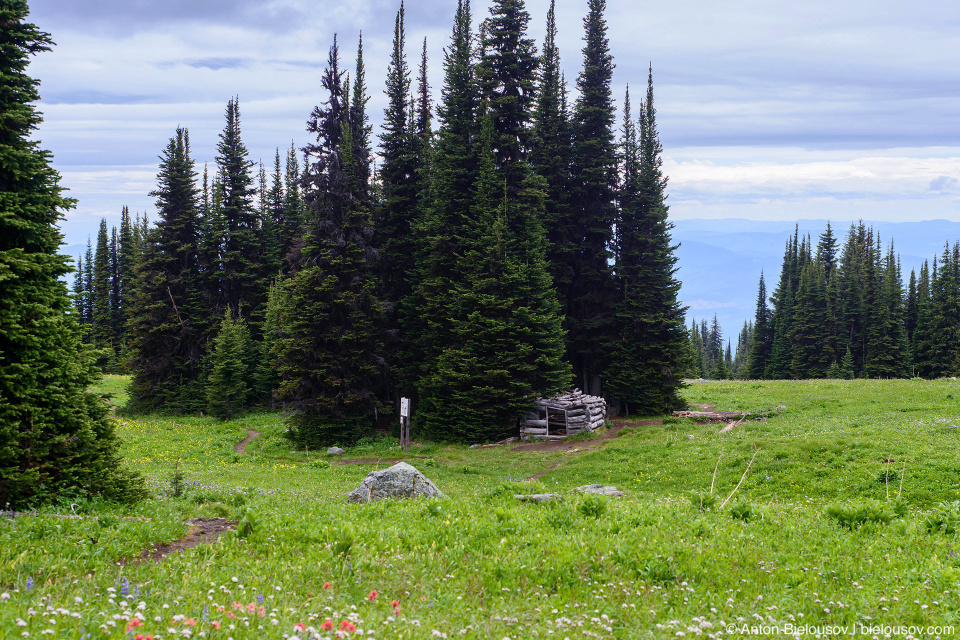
[3,377,960,638]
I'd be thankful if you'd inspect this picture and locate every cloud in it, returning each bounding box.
[665,151,960,201]
[929,176,959,191]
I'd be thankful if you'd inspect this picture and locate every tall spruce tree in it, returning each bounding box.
[91,218,113,367]
[109,225,122,367]
[275,36,387,447]
[378,3,419,395]
[607,71,687,413]
[412,0,479,417]
[745,272,771,379]
[417,117,570,441]
[567,0,617,396]
[0,0,144,506]
[127,129,205,412]
[216,98,264,337]
[531,0,572,302]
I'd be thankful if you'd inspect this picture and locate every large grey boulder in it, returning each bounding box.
[347,462,443,503]
[327,447,346,455]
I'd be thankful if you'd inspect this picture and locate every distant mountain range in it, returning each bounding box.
[61,217,960,349]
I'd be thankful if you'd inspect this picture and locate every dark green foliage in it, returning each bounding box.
[253,275,283,407]
[275,37,387,447]
[410,0,479,414]
[417,118,570,442]
[127,129,205,413]
[280,142,304,260]
[744,273,771,379]
[566,0,618,395]
[0,1,144,507]
[607,74,687,414]
[377,3,420,396]
[531,0,572,302]
[205,308,252,420]
[745,222,923,380]
[216,98,265,338]
[790,261,833,378]
[91,218,113,367]
[72,252,85,323]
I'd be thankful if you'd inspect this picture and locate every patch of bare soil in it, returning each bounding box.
[690,403,715,411]
[234,429,260,455]
[512,418,661,454]
[128,518,236,565]
[517,418,664,481]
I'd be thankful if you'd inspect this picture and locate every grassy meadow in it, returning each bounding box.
[3,376,960,638]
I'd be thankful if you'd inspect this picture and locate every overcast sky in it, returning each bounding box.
[26,0,960,249]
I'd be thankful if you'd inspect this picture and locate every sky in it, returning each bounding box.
[27,0,960,252]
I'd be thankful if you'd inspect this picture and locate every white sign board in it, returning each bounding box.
[400,397,411,419]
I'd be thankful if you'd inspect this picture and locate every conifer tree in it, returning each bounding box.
[72,253,85,322]
[766,238,797,378]
[254,275,284,407]
[905,268,918,347]
[109,225,122,367]
[205,308,252,420]
[789,261,832,378]
[417,117,570,441]
[275,36,387,447]
[531,0,572,299]
[567,0,617,395]
[912,261,933,374]
[127,129,205,412]
[91,218,113,367]
[412,0,479,411]
[281,142,304,258]
[378,2,419,390]
[0,0,144,506]
[216,98,264,337]
[745,272,771,379]
[607,71,687,413]
[82,236,93,332]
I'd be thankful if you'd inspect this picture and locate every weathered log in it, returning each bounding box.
[523,419,548,428]
[672,410,750,420]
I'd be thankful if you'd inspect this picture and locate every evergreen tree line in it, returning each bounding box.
[103,0,688,444]
[708,222,960,381]
[71,207,149,372]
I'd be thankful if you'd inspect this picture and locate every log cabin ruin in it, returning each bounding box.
[520,389,607,441]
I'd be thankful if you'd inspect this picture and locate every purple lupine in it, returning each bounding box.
[120,577,130,597]
[25,576,34,591]
[202,604,209,623]
[256,591,264,604]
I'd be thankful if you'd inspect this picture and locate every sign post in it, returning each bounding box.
[399,397,411,453]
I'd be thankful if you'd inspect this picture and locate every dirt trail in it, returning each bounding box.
[520,418,662,480]
[235,429,260,455]
[127,518,236,565]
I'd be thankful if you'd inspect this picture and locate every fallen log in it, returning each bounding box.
[672,410,751,421]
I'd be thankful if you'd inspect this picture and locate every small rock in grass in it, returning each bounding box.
[514,494,560,503]
[347,462,442,503]
[468,444,481,449]
[327,447,346,455]
[686,434,695,439]
[576,484,624,497]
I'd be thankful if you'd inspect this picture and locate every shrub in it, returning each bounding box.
[578,493,608,518]
[729,500,760,522]
[924,501,960,534]
[825,500,895,530]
